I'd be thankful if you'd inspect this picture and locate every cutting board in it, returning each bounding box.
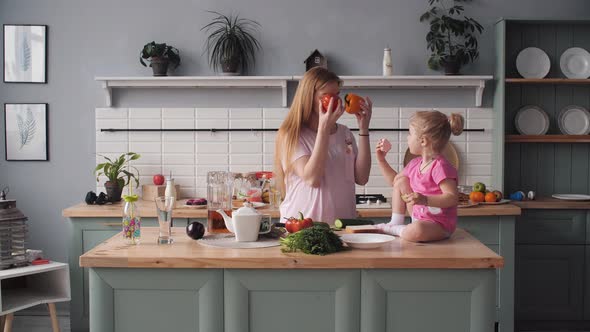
[356,203,391,209]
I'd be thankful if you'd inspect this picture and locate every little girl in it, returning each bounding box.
[375,110,464,242]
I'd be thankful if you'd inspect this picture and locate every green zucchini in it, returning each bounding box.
[334,218,375,229]
[313,221,330,228]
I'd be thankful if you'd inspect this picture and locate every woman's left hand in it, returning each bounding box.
[355,96,372,132]
[402,192,427,205]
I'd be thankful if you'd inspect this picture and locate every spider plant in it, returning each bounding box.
[201,11,262,74]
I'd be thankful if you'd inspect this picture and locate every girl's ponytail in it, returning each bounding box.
[448,113,464,136]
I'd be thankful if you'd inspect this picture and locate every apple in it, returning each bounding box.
[473,182,486,193]
[492,190,503,202]
[153,174,165,185]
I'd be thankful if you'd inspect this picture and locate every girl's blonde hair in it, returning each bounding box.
[273,67,341,194]
[410,111,464,152]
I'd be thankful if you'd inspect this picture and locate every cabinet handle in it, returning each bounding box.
[99,223,121,227]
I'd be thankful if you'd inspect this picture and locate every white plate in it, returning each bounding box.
[233,201,267,209]
[557,105,590,135]
[552,194,590,201]
[516,47,551,79]
[479,199,511,205]
[515,105,550,135]
[183,204,207,209]
[560,47,590,79]
[339,233,396,249]
[198,234,280,248]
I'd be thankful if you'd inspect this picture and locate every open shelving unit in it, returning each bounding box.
[96,75,492,108]
[505,135,590,143]
[505,78,590,84]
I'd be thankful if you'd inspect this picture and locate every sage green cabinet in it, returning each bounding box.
[516,210,586,245]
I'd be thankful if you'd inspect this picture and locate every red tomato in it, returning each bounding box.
[285,213,314,233]
[321,94,339,113]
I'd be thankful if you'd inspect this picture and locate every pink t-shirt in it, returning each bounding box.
[280,124,358,224]
[403,155,458,233]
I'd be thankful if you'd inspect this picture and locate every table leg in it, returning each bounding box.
[3,313,13,332]
[47,303,60,332]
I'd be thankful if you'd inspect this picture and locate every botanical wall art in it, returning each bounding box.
[3,24,47,83]
[4,103,48,161]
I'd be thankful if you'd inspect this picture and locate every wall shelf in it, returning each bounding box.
[505,78,590,84]
[96,75,493,107]
[505,135,590,143]
[96,76,291,107]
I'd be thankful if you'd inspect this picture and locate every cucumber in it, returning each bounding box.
[334,218,375,229]
[313,221,330,228]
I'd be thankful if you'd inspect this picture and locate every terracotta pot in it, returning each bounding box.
[150,57,169,76]
[104,181,123,202]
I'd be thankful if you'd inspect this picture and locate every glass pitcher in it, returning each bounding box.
[207,171,234,233]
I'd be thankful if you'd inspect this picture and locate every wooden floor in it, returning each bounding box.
[6,315,70,332]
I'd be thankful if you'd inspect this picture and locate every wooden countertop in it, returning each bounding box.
[511,197,590,209]
[63,199,521,218]
[79,227,503,269]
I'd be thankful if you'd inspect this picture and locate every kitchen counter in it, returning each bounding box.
[82,227,501,332]
[511,197,590,209]
[63,199,521,218]
[80,227,503,269]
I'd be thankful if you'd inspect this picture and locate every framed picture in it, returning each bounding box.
[4,103,48,161]
[3,24,47,83]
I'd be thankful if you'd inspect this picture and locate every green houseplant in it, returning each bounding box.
[95,152,141,202]
[419,0,483,75]
[201,11,262,75]
[139,41,181,76]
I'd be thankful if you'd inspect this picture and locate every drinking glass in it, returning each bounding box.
[155,196,175,244]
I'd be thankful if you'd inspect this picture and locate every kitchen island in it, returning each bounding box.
[64,202,520,332]
[81,227,501,332]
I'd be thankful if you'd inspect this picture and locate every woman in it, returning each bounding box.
[274,67,373,224]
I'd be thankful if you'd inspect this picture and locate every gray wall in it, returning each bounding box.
[0,0,589,264]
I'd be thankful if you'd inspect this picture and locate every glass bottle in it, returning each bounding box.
[122,196,141,245]
[383,47,393,76]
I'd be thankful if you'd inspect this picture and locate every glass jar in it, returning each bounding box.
[122,199,141,245]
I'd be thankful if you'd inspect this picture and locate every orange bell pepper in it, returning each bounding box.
[344,93,363,114]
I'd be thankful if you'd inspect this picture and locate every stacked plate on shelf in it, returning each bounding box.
[557,105,590,135]
[516,46,590,79]
[559,47,590,79]
[514,105,590,136]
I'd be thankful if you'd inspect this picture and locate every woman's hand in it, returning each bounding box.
[355,97,372,133]
[375,138,392,161]
[317,97,344,134]
[401,192,427,206]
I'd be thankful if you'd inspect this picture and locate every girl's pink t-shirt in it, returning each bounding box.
[280,124,358,224]
[403,155,458,233]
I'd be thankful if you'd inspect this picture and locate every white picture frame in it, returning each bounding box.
[3,24,47,83]
[4,103,48,161]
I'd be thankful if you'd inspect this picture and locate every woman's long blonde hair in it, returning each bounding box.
[274,67,341,195]
[411,111,464,152]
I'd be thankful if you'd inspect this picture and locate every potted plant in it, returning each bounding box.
[94,152,141,202]
[419,0,483,75]
[201,11,262,75]
[139,41,181,76]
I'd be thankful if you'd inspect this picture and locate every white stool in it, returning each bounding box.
[0,262,70,332]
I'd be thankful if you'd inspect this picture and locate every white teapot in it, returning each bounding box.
[217,203,272,242]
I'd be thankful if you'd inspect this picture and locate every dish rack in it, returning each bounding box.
[0,200,28,270]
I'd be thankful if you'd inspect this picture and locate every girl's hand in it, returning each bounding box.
[401,192,427,206]
[355,96,373,132]
[317,98,344,134]
[375,138,392,161]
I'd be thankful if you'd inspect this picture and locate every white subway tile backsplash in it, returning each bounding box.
[436,108,467,117]
[230,108,261,119]
[130,142,161,153]
[96,141,128,153]
[163,142,195,154]
[96,108,128,119]
[97,106,495,200]
[129,108,161,119]
[162,108,195,118]
[162,165,195,177]
[230,142,263,154]
[230,154,262,165]
[197,142,228,154]
[163,154,194,165]
[196,108,228,119]
[263,108,289,119]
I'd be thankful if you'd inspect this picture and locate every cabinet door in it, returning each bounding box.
[516,210,586,245]
[515,245,584,321]
[585,246,590,320]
